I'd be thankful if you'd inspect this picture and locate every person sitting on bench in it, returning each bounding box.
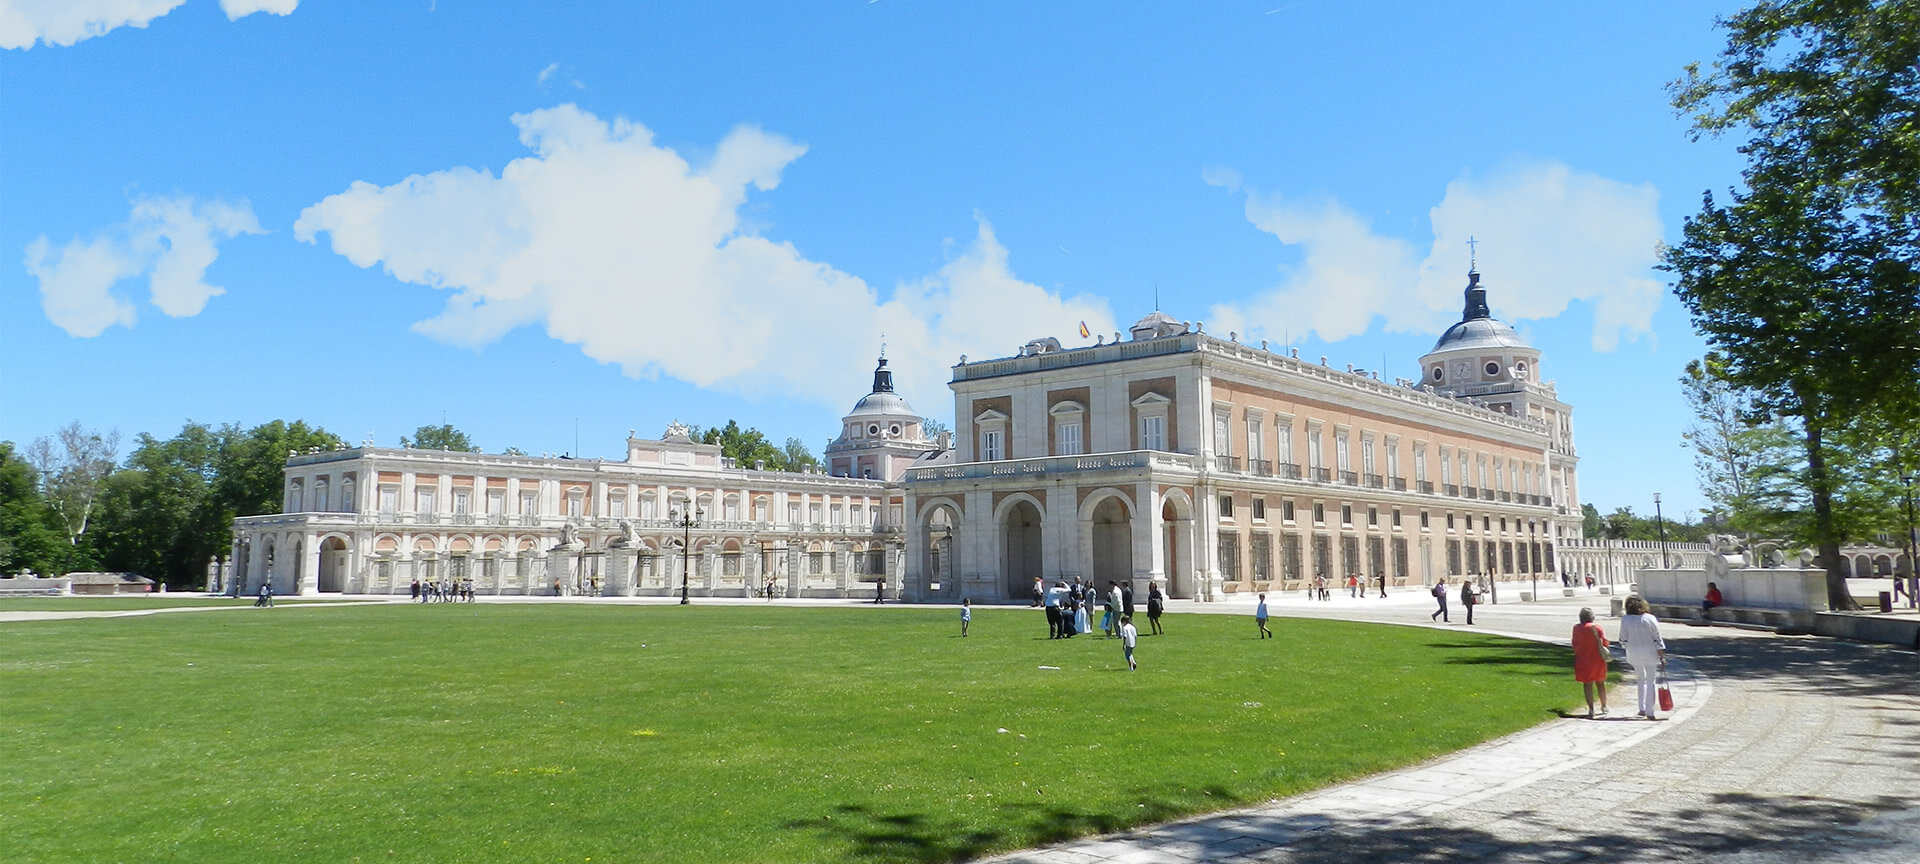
[1702,581,1723,613]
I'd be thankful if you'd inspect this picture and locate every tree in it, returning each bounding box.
[24,421,120,567]
[217,420,345,519]
[921,417,950,440]
[1581,503,1603,538]
[0,442,66,577]
[1680,356,1805,540]
[90,424,225,589]
[782,437,818,472]
[1665,0,1920,608]
[401,424,479,452]
[700,420,783,470]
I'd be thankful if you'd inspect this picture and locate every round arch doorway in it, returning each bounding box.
[1160,494,1195,599]
[1090,496,1133,586]
[1002,500,1043,601]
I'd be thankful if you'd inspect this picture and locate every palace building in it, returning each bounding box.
[228,268,1608,602]
[896,269,1584,603]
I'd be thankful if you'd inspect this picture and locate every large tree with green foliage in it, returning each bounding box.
[1665,0,1920,608]
[0,442,67,577]
[24,422,119,567]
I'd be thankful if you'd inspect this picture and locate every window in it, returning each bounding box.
[980,429,1005,461]
[416,487,436,514]
[787,503,801,524]
[1140,415,1167,451]
[609,494,626,518]
[1051,401,1085,456]
[640,494,657,519]
[1385,438,1400,479]
[1420,510,1430,529]
[1218,532,1240,581]
[754,498,770,523]
[1313,502,1326,524]
[976,408,1008,461]
[1245,414,1264,463]
[487,489,505,516]
[1275,416,1293,465]
[1213,408,1232,458]
[287,481,303,513]
[1432,366,1445,382]
[1447,513,1456,529]
[452,490,471,515]
[1219,495,1234,518]
[1252,497,1266,520]
[520,491,538,516]
[314,480,329,512]
[725,496,741,522]
[1056,421,1083,456]
[1367,506,1378,526]
[1250,533,1273,581]
[340,477,355,513]
[810,503,823,524]
[1336,429,1351,472]
[1415,444,1428,482]
[1341,504,1353,525]
[1281,499,1296,522]
[1485,361,1501,376]
[1133,392,1171,451]
[1361,433,1376,474]
[565,493,584,517]
[1392,508,1401,527]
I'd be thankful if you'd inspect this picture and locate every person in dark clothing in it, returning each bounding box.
[1044,581,1066,639]
[1431,577,1449,623]
[1461,578,1479,625]
[1146,581,1165,635]
[1121,582,1136,621]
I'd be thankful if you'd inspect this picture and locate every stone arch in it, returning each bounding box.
[317,534,351,593]
[483,536,505,552]
[1873,554,1895,576]
[1087,494,1134,586]
[449,535,475,554]
[1159,488,1197,599]
[1001,498,1044,599]
[916,498,963,601]
[413,536,439,554]
[517,537,538,552]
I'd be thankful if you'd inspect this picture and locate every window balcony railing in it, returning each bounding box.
[1215,455,1242,472]
[1463,486,1478,499]
[1250,459,1273,477]
[1364,473,1384,489]
[1311,467,1332,483]
[1391,476,1408,491]
[1417,480,1435,494]
[1499,491,1513,503]
[1339,470,1359,485]
[1481,489,1497,501]
[1279,462,1302,480]
[1444,484,1460,497]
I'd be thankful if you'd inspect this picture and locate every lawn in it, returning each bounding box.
[0,595,377,612]
[0,604,1576,863]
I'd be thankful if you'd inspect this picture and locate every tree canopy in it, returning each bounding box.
[1664,0,1920,606]
[401,424,480,452]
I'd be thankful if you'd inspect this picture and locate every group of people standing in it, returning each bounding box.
[1427,576,1486,624]
[1032,576,1165,640]
[410,577,476,603]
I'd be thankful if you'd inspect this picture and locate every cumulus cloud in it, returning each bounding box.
[295,104,1113,411]
[0,0,297,50]
[24,195,264,337]
[1209,158,1664,352]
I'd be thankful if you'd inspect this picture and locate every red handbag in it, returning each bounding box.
[1656,663,1674,713]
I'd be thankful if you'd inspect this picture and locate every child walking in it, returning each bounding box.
[1255,593,1272,639]
[1119,614,1138,670]
[960,598,971,637]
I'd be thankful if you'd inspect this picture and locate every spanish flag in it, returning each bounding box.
[1079,321,1091,339]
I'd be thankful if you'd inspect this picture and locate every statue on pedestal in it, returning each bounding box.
[553,523,580,550]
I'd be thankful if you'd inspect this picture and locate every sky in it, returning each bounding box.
[0,0,1751,519]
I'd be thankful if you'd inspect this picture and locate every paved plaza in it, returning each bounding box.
[6,586,1917,862]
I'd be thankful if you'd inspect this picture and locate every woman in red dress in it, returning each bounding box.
[1572,607,1611,718]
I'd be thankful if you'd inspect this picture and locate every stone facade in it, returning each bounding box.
[898,270,1589,604]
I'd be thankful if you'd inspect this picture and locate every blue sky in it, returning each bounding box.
[1,1,1747,518]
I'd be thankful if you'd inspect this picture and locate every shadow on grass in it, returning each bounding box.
[786,784,1232,863]
[796,790,1917,863]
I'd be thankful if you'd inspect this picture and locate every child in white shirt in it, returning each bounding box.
[1120,615,1138,670]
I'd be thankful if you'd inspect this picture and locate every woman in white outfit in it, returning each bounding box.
[1617,595,1668,719]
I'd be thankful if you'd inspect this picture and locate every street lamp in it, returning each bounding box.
[1653,492,1669,569]
[672,507,703,605]
[1902,475,1916,610]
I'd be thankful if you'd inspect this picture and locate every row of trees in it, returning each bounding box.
[1,420,341,587]
[0,418,839,588]
[1664,0,1920,608]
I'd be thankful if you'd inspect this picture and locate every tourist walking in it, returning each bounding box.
[1461,578,1479,625]
[1146,581,1165,635]
[1119,614,1138,670]
[960,598,971,637]
[1572,607,1610,719]
[1255,593,1272,639]
[1431,577,1449,622]
[410,578,421,602]
[1618,596,1668,720]
[256,581,273,608]
[1347,574,1359,598]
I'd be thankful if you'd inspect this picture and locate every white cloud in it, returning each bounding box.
[1209,158,1664,352]
[295,105,1113,413]
[217,0,295,17]
[23,195,264,337]
[537,62,559,85]
[0,0,297,50]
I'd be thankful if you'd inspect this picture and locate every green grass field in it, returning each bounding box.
[1,604,1576,863]
[0,595,373,612]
